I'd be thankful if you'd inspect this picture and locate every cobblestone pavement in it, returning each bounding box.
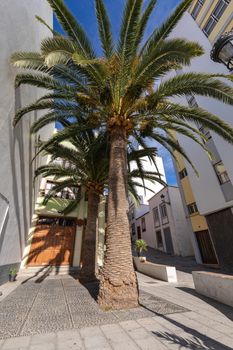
[0,272,233,349]
[0,275,187,340]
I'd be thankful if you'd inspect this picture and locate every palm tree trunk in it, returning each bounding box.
[80,188,99,282]
[98,126,138,310]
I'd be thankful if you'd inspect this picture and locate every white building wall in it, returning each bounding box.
[130,156,166,204]
[148,186,194,257]
[169,12,233,216]
[0,0,53,284]
[168,187,194,256]
[136,212,155,248]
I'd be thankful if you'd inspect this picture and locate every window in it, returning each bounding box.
[141,217,146,232]
[191,0,205,20]
[44,181,79,200]
[199,126,212,142]
[214,161,230,184]
[160,203,167,218]
[160,203,169,224]
[153,207,160,227]
[179,168,188,180]
[203,16,217,36]
[203,0,230,36]
[212,0,230,19]
[187,202,198,215]
[131,223,136,235]
[37,216,76,227]
[156,230,163,248]
[132,209,135,219]
[52,157,72,169]
[186,94,198,107]
[137,226,142,239]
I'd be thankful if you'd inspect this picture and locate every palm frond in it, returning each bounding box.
[149,131,199,176]
[136,39,203,87]
[141,0,192,55]
[134,0,157,50]
[95,0,114,58]
[156,103,233,143]
[14,99,81,126]
[41,36,78,66]
[118,0,143,63]
[30,112,69,134]
[46,0,95,58]
[149,73,233,109]
[11,52,46,71]
[42,179,77,204]
[35,15,60,36]
[15,72,77,93]
[59,199,79,215]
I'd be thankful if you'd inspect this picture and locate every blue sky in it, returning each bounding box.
[54,0,181,185]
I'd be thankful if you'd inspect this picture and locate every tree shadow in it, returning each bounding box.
[152,329,231,350]
[78,279,100,301]
[177,286,233,322]
[139,302,233,349]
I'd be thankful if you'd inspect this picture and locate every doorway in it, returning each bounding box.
[163,227,174,255]
[27,216,76,266]
[195,230,218,264]
[137,226,141,239]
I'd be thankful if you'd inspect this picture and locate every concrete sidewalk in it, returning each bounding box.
[0,272,233,349]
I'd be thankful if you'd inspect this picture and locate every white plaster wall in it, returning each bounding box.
[130,156,166,204]
[168,187,194,256]
[136,212,156,248]
[134,204,149,219]
[0,1,53,270]
[148,186,193,256]
[169,12,233,215]
[193,271,233,308]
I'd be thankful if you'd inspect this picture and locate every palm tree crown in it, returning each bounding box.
[11,0,233,309]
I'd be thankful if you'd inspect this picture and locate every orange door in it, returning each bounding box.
[27,224,76,266]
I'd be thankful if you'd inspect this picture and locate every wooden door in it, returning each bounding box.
[163,227,174,255]
[137,226,141,239]
[195,230,218,265]
[27,223,76,266]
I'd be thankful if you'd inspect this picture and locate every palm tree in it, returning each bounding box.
[11,0,233,309]
[35,128,165,281]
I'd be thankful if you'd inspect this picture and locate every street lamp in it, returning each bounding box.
[160,194,171,205]
[210,30,233,71]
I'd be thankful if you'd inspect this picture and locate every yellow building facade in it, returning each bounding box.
[189,0,233,44]
[173,0,233,264]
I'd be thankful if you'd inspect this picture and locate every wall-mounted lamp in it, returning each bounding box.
[160,194,171,205]
[210,31,233,71]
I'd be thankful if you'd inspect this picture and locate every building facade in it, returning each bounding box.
[0,0,53,285]
[133,186,194,257]
[170,0,233,268]
[129,156,166,241]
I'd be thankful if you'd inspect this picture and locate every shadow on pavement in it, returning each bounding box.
[177,286,233,322]
[152,314,232,350]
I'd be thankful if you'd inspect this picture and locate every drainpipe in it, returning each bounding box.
[0,192,9,242]
[0,192,9,296]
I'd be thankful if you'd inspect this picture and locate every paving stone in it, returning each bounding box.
[2,336,31,349]
[30,332,56,345]
[101,324,141,350]
[1,272,232,350]
[56,330,84,350]
[29,343,55,350]
[132,335,169,350]
[80,327,110,349]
